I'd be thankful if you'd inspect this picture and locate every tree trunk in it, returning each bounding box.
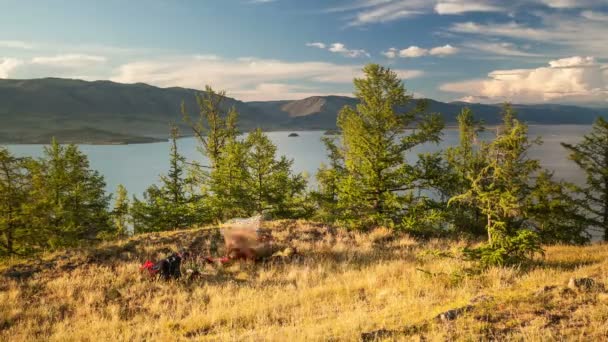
[487,214,492,244]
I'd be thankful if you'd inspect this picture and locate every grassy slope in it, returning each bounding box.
[1,221,608,341]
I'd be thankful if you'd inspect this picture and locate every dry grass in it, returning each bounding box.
[1,221,608,341]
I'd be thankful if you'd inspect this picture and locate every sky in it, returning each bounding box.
[1,0,607,105]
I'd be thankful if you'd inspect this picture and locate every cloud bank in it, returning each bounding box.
[440,56,608,104]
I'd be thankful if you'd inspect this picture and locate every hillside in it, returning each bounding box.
[0,78,606,144]
[2,221,608,340]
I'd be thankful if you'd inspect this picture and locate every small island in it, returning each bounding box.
[288,132,300,137]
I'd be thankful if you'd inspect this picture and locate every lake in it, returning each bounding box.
[3,125,591,199]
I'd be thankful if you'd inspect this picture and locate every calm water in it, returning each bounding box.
[3,125,591,198]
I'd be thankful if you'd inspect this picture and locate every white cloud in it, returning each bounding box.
[434,0,504,15]
[0,58,23,78]
[464,41,541,57]
[111,56,423,100]
[0,40,34,49]
[31,54,107,68]
[333,0,431,26]
[429,44,459,56]
[581,10,608,22]
[540,0,603,8]
[399,46,428,58]
[306,42,370,58]
[440,56,608,104]
[383,44,458,58]
[306,42,326,49]
[449,14,608,57]
[328,43,370,58]
[382,47,399,58]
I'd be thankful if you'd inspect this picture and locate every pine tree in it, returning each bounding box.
[327,64,444,229]
[27,139,111,248]
[132,127,205,233]
[206,137,250,221]
[111,184,130,237]
[182,86,238,167]
[562,117,608,241]
[450,104,543,266]
[0,148,32,256]
[527,171,590,245]
[445,107,487,236]
[314,136,345,221]
[244,128,308,218]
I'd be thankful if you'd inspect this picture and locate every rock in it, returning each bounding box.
[436,305,474,321]
[288,133,299,137]
[568,277,604,292]
[361,329,393,341]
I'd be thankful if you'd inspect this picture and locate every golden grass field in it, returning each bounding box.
[2,220,608,341]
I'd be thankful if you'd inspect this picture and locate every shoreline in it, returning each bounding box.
[0,124,594,146]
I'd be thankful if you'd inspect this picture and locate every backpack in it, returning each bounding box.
[140,253,182,280]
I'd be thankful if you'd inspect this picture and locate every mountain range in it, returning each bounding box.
[0,77,605,144]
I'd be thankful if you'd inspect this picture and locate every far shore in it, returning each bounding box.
[0,123,594,146]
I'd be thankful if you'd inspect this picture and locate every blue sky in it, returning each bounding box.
[1,0,607,104]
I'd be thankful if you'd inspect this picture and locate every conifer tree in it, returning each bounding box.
[27,139,111,248]
[450,105,543,265]
[111,184,130,237]
[0,148,32,255]
[244,128,308,218]
[182,86,238,167]
[132,127,204,233]
[327,64,444,228]
[445,107,487,235]
[314,136,345,221]
[562,117,608,241]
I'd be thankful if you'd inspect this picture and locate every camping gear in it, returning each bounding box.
[140,251,184,280]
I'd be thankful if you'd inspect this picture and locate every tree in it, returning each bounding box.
[444,108,487,236]
[111,184,130,238]
[27,139,111,248]
[314,136,345,221]
[324,64,444,229]
[526,171,590,245]
[244,128,308,218]
[562,117,608,241]
[205,135,250,221]
[450,105,543,266]
[182,86,244,222]
[0,148,32,256]
[182,86,238,167]
[132,127,205,233]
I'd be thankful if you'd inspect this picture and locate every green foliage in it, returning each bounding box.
[444,108,487,236]
[0,148,32,256]
[110,184,130,238]
[450,105,544,266]
[132,127,206,233]
[316,63,444,229]
[27,139,111,249]
[562,117,608,240]
[244,128,309,219]
[463,230,543,267]
[182,86,238,167]
[312,136,344,221]
[527,171,590,245]
[183,86,309,222]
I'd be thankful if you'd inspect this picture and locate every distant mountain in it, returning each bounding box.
[0,78,605,144]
